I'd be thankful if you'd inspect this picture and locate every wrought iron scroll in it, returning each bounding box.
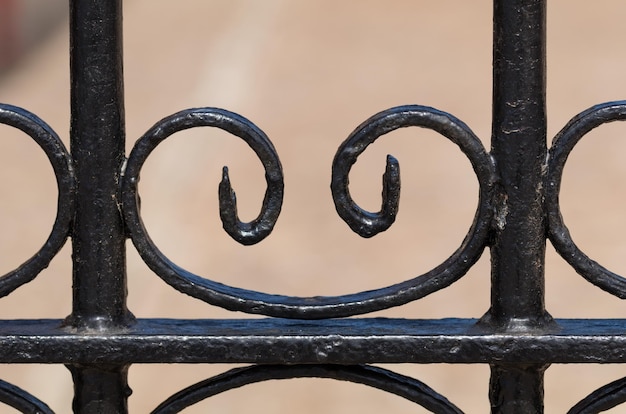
[152,365,462,414]
[0,104,74,298]
[122,107,284,247]
[547,100,626,298]
[2,0,626,412]
[151,365,463,414]
[330,105,495,238]
[122,105,495,319]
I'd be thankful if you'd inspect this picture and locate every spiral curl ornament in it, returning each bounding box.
[123,107,283,247]
[547,101,626,298]
[0,378,54,413]
[0,104,74,298]
[332,105,494,238]
[152,365,463,414]
[123,106,494,318]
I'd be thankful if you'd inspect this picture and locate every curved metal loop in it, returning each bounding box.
[0,104,74,298]
[567,376,626,414]
[123,107,283,246]
[547,101,626,297]
[152,364,463,414]
[331,105,493,238]
[0,378,54,414]
[123,106,494,318]
[332,152,400,238]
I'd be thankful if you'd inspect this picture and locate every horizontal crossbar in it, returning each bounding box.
[0,318,623,364]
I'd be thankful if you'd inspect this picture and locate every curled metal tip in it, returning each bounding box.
[218,165,283,246]
[218,166,237,209]
[353,154,401,238]
[331,153,400,239]
[219,166,264,246]
[381,154,401,218]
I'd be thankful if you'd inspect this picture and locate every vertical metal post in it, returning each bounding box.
[490,0,548,329]
[67,0,132,412]
[487,0,551,412]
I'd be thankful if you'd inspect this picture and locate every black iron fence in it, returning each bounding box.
[1,0,626,412]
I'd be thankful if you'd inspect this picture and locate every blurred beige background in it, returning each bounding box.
[1,1,626,412]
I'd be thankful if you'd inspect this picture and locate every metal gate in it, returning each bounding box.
[1,0,626,412]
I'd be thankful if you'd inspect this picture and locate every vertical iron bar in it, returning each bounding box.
[68,0,131,330]
[68,365,131,414]
[487,0,550,412]
[67,0,132,412]
[490,364,548,413]
[489,0,549,329]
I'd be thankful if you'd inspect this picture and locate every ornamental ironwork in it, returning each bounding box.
[1,1,625,413]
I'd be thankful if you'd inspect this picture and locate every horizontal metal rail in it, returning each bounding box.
[0,319,624,364]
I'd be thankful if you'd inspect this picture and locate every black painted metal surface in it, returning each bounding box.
[0,0,625,412]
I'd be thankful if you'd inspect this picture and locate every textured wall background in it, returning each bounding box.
[1,1,626,412]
